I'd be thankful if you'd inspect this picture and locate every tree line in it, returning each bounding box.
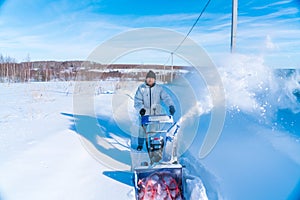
[0,60,84,82]
[0,59,183,83]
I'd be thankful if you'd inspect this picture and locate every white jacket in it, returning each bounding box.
[134,82,174,115]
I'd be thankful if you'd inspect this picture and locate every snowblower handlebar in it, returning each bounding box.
[141,115,173,126]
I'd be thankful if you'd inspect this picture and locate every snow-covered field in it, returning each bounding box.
[1,56,300,200]
[0,82,135,200]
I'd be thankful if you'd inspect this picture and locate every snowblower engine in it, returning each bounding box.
[149,136,164,152]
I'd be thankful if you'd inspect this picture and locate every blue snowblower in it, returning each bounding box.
[132,115,184,200]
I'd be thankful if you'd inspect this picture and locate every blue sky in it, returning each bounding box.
[0,0,300,67]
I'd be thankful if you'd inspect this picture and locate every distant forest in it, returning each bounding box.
[0,54,185,83]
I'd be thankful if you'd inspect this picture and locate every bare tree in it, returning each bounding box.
[0,54,4,63]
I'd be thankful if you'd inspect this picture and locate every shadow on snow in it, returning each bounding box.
[61,112,135,186]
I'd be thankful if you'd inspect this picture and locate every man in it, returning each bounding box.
[134,70,176,151]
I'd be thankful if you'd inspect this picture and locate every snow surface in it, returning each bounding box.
[0,82,133,200]
[0,54,300,200]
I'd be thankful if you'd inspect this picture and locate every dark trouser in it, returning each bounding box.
[138,137,145,146]
[138,125,147,146]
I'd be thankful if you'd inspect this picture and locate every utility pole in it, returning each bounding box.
[231,0,238,53]
[171,52,174,82]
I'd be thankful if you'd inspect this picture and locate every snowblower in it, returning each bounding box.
[132,115,184,200]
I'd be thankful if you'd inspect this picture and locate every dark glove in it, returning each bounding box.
[169,105,175,116]
[139,108,146,116]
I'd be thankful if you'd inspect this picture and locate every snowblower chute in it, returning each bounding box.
[133,115,184,200]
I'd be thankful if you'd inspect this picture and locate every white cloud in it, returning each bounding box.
[253,0,293,10]
[207,22,231,31]
[262,7,299,19]
[0,0,299,68]
[133,13,200,24]
[0,10,131,61]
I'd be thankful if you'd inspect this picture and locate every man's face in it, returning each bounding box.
[146,77,155,86]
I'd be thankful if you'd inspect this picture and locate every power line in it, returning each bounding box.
[173,0,212,53]
[164,0,212,66]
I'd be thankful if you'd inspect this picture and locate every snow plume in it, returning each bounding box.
[219,54,299,112]
[265,35,279,50]
[178,100,212,125]
[216,53,300,127]
[218,53,272,113]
